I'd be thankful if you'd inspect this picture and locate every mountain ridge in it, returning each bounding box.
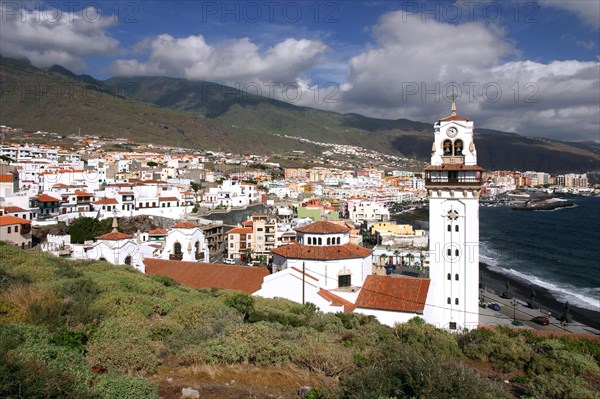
[1,57,597,173]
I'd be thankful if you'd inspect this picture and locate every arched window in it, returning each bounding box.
[124,256,131,265]
[443,139,453,155]
[455,298,459,305]
[447,224,451,232]
[318,237,322,245]
[327,237,331,245]
[195,241,200,253]
[455,225,459,232]
[454,139,463,156]
[447,273,451,280]
[447,297,451,305]
[307,237,312,245]
[455,274,459,281]
[174,242,182,255]
[337,237,340,245]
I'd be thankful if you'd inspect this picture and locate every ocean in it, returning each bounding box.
[479,196,600,314]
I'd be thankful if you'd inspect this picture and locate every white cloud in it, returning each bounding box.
[0,5,119,71]
[335,10,600,141]
[110,35,327,84]
[538,0,600,29]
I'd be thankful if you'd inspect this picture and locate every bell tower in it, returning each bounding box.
[423,100,483,331]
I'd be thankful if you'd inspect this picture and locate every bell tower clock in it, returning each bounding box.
[423,100,483,331]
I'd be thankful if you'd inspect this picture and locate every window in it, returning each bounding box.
[455,298,459,305]
[327,238,331,245]
[230,235,234,240]
[338,275,351,287]
[447,224,451,232]
[447,248,451,256]
[455,249,459,256]
[257,228,263,232]
[447,297,451,304]
[308,237,312,245]
[337,237,341,244]
[449,322,457,330]
[455,225,459,232]
[447,273,451,280]
[455,274,459,281]
[318,237,322,245]
[15,226,18,233]
[7,227,11,234]
[229,243,234,248]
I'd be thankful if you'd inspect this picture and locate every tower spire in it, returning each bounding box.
[450,92,457,116]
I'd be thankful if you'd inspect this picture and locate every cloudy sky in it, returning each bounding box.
[1,0,599,141]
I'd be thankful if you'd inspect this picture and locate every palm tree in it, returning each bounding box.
[243,247,254,264]
[379,253,388,267]
[406,253,415,267]
[394,250,400,266]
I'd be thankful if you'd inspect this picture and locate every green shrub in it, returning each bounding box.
[394,319,463,359]
[0,323,96,399]
[92,373,160,399]
[86,317,161,376]
[526,374,599,399]
[295,334,354,377]
[459,328,532,372]
[338,345,509,399]
[224,292,255,321]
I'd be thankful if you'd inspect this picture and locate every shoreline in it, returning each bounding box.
[479,262,600,331]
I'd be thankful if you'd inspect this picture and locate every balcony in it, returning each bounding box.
[425,176,482,186]
[169,253,183,261]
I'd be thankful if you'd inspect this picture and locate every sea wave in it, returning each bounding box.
[480,241,600,312]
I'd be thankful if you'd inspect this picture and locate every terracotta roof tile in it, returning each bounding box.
[355,275,430,313]
[173,221,198,229]
[295,220,350,234]
[0,174,13,183]
[158,197,179,201]
[271,243,372,260]
[94,198,119,205]
[439,115,469,121]
[0,215,31,226]
[75,190,94,197]
[318,289,356,313]
[36,194,61,202]
[144,259,269,294]
[228,227,252,234]
[148,228,168,235]
[425,164,482,171]
[1,206,26,213]
[96,231,133,240]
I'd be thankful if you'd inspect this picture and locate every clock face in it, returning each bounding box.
[447,127,458,138]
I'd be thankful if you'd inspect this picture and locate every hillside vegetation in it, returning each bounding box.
[1,244,599,399]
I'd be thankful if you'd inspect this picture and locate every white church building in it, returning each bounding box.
[255,220,431,326]
[422,101,483,331]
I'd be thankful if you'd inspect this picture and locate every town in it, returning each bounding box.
[0,119,596,329]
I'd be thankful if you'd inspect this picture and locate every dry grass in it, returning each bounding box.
[0,284,55,321]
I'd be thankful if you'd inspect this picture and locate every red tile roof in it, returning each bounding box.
[439,115,469,121]
[271,243,372,260]
[0,174,13,183]
[96,231,133,240]
[94,198,119,205]
[173,221,198,229]
[75,190,94,197]
[36,194,60,202]
[159,197,179,201]
[144,259,269,294]
[1,206,26,214]
[355,275,430,314]
[228,227,252,235]
[148,228,168,235]
[242,220,253,226]
[0,215,31,226]
[318,289,356,313]
[295,220,350,234]
[425,164,483,171]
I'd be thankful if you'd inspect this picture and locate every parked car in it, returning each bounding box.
[531,316,550,326]
[479,302,489,308]
[488,303,501,311]
[223,258,235,265]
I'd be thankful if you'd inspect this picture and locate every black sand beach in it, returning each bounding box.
[480,262,600,331]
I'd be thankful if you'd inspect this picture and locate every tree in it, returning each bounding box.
[379,253,388,267]
[243,247,254,263]
[406,253,415,267]
[394,250,401,266]
[146,161,158,168]
[190,181,202,193]
[67,217,114,244]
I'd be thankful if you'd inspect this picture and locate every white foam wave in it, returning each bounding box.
[480,241,599,312]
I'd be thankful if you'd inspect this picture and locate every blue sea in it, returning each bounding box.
[479,196,600,312]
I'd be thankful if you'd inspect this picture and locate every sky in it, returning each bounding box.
[0,0,599,142]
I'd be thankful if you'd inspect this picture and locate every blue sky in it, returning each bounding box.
[1,0,599,141]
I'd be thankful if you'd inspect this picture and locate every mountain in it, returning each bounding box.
[2,57,597,172]
[105,75,600,173]
[0,56,321,155]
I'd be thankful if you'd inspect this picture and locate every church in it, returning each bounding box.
[256,102,481,330]
[422,101,483,331]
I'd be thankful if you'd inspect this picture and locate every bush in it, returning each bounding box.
[92,373,160,399]
[224,292,255,321]
[526,374,599,399]
[459,328,532,372]
[338,345,509,399]
[86,317,162,376]
[394,319,463,359]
